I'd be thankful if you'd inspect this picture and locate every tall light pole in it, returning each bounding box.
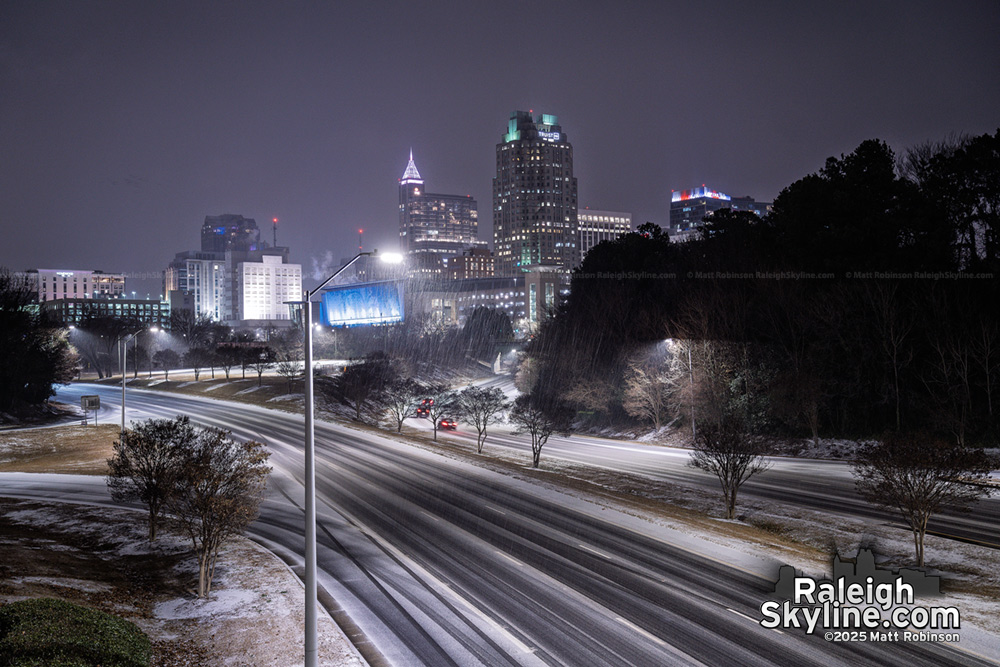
[296,250,401,667]
[120,326,159,435]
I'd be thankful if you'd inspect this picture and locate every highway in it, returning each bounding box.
[13,382,995,666]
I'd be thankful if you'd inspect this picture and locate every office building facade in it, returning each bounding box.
[164,251,228,321]
[669,187,772,237]
[493,111,578,276]
[398,151,479,277]
[577,208,632,264]
[44,297,169,329]
[166,215,301,325]
[23,269,126,303]
[201,214,262,253]
[232,252,302,322]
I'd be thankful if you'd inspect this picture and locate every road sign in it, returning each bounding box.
[81,395,100,425]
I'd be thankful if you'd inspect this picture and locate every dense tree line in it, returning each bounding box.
[526,132,1000,444]
[0,269,77,417]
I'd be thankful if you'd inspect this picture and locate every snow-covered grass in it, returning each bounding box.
[0,498,362,666]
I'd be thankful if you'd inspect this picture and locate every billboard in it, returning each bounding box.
[320,280,404,327]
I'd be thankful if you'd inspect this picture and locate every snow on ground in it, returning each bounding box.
[0,500,363,666]
[236,385,264,395]
[200,381,229,391]
[268,393,304,403]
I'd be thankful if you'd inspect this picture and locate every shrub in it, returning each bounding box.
[0,598,151,667]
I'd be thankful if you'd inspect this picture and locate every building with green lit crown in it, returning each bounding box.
[492,111,578,276]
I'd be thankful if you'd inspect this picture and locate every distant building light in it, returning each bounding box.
[671,187,731,203]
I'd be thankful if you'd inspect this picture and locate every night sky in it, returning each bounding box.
[2,0,998,298]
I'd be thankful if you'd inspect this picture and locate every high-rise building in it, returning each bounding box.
[167,215,300,325]
[164,251,228,321]
[200,214,262,253]
[577,208,632,264]
[669,187,772,240]
[398,151,479,277]
[493,111,578,276]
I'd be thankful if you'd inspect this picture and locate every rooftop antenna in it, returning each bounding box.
[272,217,278,247]
[358,228,364,252]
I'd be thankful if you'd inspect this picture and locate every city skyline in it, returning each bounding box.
[2,1,999,297]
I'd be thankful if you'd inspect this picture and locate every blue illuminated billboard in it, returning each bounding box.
[320,280,404,327]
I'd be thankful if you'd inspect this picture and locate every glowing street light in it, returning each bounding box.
[121,326,161,433]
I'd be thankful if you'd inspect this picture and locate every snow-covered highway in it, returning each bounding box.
[12,383,994,666]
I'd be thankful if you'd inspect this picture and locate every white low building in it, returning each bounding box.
[234,253,302,322]
[23,269,126,302]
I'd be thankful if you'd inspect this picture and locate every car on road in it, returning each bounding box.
[438,418,457,430]
[416,398,433,418]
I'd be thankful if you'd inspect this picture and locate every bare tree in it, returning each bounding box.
[249,347,276,386]
[168,428,270,598]
[973,319,999,418]
[381,378,424,432]
[153,348,180,381]
[508,394,572,468]
[215,345,240,380]
[852,431,993,567]
[183,347,212,381]
[107,416,195,540]
[275,352,304,393]
[622,348,685,430]
[335,353,398,422]
[422,385,460,441]
[688,418,771,520]
[457,385,510,453]
[863,281,914,431]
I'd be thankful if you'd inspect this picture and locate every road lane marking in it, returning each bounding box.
[578,544,611,559]
[615,617,666,645]
[453,593,536,654]
[727,608,783,634]
[496,550,524,567]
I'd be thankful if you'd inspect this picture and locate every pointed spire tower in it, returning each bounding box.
[399,150,425,255]
[398,148,479,276]
[400,149,423,185]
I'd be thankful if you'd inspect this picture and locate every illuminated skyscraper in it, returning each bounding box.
[669,186,772,239]
[492,111,578,276]
[200,214,262,253]
[398,151,479,277]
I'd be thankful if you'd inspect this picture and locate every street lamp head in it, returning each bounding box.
[377,252,403,264]
[149,326,160,333]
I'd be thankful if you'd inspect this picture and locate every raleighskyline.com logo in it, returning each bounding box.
[760,550,961,643]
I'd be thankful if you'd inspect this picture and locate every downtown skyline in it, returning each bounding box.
[2,0,999,297]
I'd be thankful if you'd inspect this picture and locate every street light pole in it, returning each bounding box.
[121,326,159,436]
[121,338,126,434]
[302,296,317,666]
[298,250,401,667]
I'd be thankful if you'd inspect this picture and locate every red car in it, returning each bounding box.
[438,418,457,430]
